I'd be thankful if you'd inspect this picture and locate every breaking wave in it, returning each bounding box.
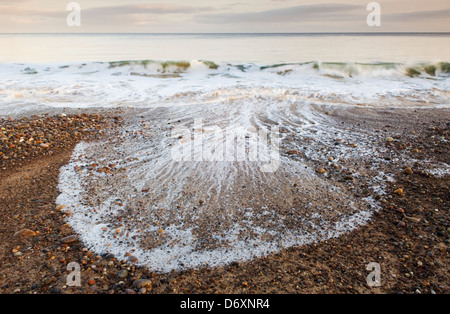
[7,59,450,78]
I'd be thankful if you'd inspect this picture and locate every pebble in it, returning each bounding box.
[42,277,52,286]
[104,253,115,261]
[117,270,128,279]
[0,114,120,169]
[405,216,421,223]
[402,167,414,175]
[56,204,67,211]
[14,229,36,237]
[127,255,138,264]
[132,279,152,289]
[61,235,78,244]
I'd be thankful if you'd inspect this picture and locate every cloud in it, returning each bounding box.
[78,4,216,28]
[0,1,448,32]
[0,7,59,17]
[384,8,450,21]
[195,3,361,24]
[0,3,214,18]
[0,0,32,4]
[0,2,217,29]
[84,3,214,16]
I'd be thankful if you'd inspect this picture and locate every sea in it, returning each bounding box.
[0,33,449,115]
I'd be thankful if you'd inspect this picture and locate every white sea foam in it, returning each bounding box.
[57,137,380,272]
[54,85,396,272]
[0,60,449,116]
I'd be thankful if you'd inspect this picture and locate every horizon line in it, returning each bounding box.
[1,32,450,35]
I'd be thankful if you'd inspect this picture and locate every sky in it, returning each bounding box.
[0,0,449,33]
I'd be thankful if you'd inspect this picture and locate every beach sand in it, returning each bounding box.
[0,107,448,294]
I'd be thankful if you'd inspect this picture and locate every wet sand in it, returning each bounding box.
[0,107,448,294]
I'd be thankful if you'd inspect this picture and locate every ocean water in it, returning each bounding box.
[1,34,449,271]
[1,33,450,64]
[0,33,449,115]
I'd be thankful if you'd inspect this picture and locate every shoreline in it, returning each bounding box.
[0,107,448,294]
